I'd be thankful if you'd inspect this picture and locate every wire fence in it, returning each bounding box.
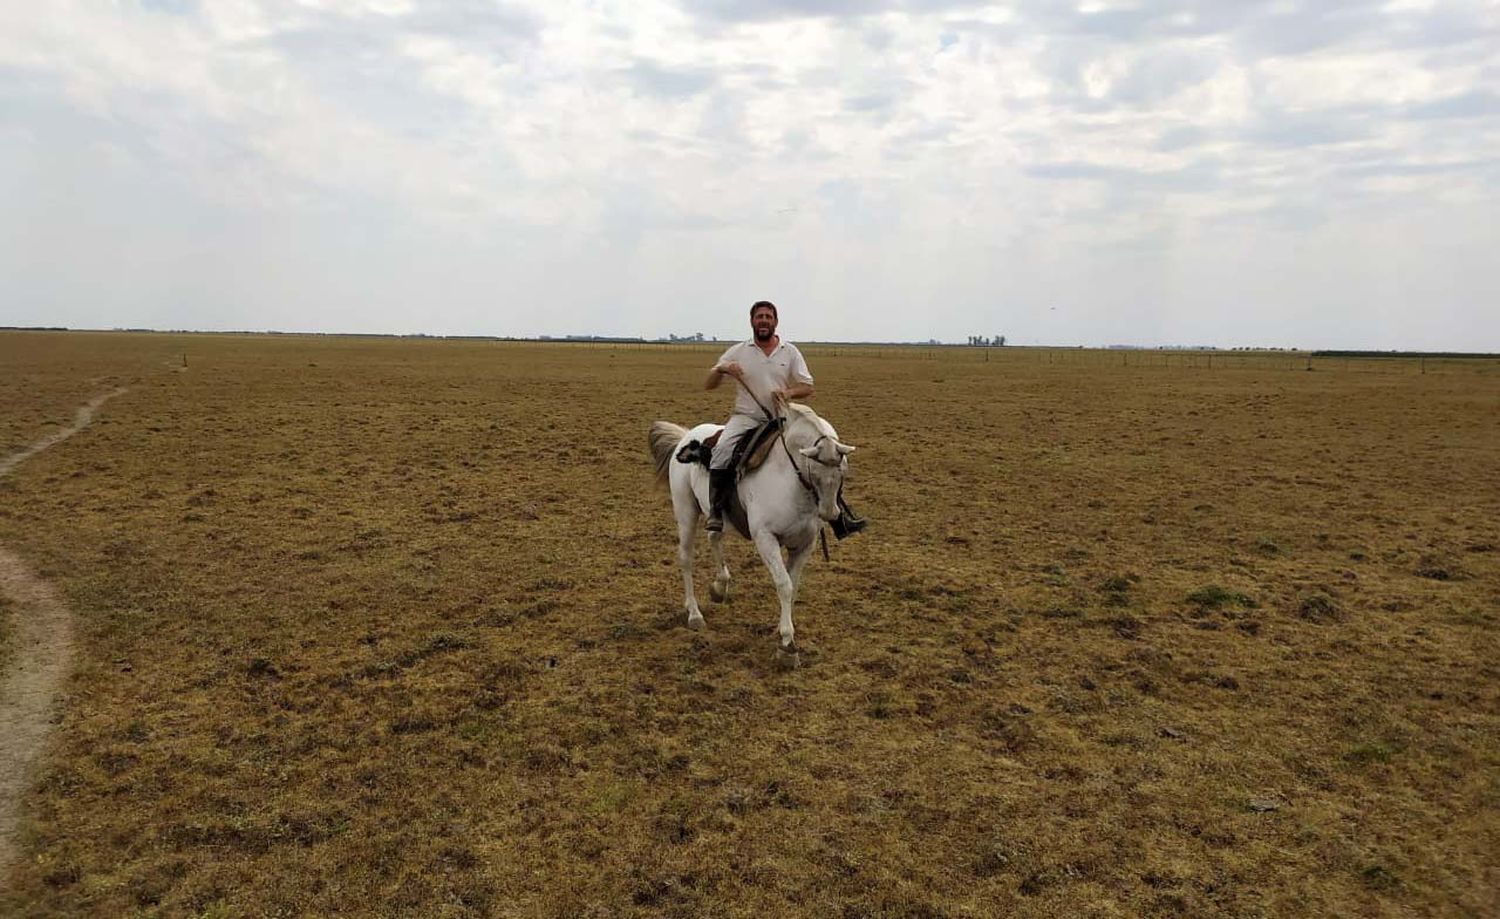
[501,340,1500,376]
[13,331,1491,377]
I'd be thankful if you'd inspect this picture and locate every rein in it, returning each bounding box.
[734,379,829,497]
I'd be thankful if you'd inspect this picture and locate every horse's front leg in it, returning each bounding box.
[752,530,797,655]
[708,529,731,602]
[677,508,705,629]
[786,539,814,599]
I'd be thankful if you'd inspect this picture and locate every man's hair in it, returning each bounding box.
[750,300,778,319]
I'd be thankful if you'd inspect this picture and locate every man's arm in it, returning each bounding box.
[774,347,815,404]
[705,361,743,390]
[706,345,742,390]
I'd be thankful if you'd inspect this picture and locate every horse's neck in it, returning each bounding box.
[782,412,822,450]
[744,423,805,488]
[749,432,797,479]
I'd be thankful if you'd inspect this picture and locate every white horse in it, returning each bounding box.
[648,404,855,660]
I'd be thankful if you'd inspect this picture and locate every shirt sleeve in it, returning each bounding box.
[717,343,739,366]
[788,346,814,386]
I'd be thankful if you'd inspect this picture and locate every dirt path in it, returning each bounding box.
[0,551,75,873]
[0,387,125,877]
[0,387,126,478]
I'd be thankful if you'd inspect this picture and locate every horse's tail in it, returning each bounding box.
[648,421,690,488]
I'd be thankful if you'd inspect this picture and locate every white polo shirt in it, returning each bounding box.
[718,338,814,419]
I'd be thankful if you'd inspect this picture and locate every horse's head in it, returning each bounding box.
[798,434,856,522]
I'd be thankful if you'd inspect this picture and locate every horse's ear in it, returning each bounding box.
[799,446,820,458]
[836,442,856,455]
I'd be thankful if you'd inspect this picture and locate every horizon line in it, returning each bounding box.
[3,327,1498,358]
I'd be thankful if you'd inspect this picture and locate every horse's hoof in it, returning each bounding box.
[709,583,728,603]
[775,644,799,669]
[687,614,706,631]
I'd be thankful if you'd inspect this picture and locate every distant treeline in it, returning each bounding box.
[1313,350,1499,359]
[5,329,1492,357]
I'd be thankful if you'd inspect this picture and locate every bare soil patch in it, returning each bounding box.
[0,388,125,479]
[0,373,127,883]
[0,551,76,876]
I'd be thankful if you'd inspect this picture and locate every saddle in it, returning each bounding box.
[674,416,785,475]
[673,417,786,540]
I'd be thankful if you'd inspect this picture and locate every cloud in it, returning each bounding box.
[0,0,1496,347]
[625,60,718,98]
[1405,90,1500,120]
[682,0,983,24]
[139,0,198,15]
[396,0,541,45]
[1023,158,1224,196]
[1243,115,1373,150]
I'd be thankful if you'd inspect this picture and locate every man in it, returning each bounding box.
[704,300,866,538]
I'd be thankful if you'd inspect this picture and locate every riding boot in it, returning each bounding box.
[831,491,867,540]
[705,468,735,532]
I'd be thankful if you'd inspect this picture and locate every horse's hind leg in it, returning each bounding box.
[677,505,706,630]
[708,529,731,603]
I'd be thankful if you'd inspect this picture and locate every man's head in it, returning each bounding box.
[750,300,778,342]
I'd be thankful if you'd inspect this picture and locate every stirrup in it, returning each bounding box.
[705,514,723,533]
[831,510,866,540]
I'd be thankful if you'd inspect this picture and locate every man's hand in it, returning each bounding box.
[773,383,814,406]
[705,360,744,390]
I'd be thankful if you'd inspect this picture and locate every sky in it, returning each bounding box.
[1,1,1497,349]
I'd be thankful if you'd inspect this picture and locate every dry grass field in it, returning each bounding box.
[0,330,1496,917]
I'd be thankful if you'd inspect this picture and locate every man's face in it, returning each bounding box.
[751,308,777,342]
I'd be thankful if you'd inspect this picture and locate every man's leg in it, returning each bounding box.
[705,468,735,532]
[706,415,755,532]
[831,485,867,539]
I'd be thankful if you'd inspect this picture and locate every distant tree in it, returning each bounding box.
[998,335,1006,347]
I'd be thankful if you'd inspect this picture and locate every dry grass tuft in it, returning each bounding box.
[0,593,12,676]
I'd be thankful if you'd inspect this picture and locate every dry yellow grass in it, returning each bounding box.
[0,331,1496,917]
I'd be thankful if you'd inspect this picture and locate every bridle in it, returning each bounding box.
[784,432,843,499]
[738,381,841,500]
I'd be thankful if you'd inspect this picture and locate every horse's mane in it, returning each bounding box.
[784,402,838,445]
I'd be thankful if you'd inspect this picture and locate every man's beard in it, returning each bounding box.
[754,325,774,341]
